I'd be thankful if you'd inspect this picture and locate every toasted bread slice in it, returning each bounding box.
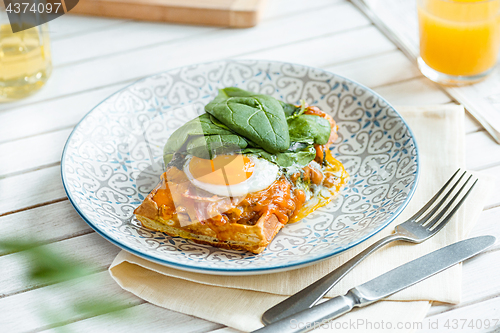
[134,183,284,254]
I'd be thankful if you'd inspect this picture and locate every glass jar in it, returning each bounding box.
[0,5,52,101]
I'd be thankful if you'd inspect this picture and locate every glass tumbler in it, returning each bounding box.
[0,5,52,101]
[417,0,500,86]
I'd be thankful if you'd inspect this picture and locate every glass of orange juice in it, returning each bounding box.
[417,0,500,85]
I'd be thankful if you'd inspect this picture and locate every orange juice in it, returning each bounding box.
[418,0,500,77]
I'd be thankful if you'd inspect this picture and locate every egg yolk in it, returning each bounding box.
[189,155,254,186]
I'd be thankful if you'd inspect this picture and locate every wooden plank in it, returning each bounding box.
[0,2,369,112]
[458,250,500,306]
[421,297,500,332]
[0,270,141,332]
[373,77,452,106]
[0,166,66,216]
[0,233,120,298]
[46,0,341,42]
[263,0,342,20]
[0,129,72,178]
[48,14,128,41]
[0,83,128,144]
[441,102,482,135]
[0,201,92,255]
[327,50,421,88]
[208,328,242,333]
[70,0,267,28]
[50,0,343,67]
[50,22,219,67]
[468,206,500,243]
[464,111,483,134]
[236,25,396,67]
[40,302,224,333]
[477,165,500,210]
[466,130,500,171]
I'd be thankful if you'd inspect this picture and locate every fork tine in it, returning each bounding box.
[428,178,478,233]
[415,171,467,224]
[408,169,461,222]
[414,170,466,224]
[424,175,475,230]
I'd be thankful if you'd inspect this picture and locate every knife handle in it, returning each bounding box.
[261,233,402,324]
[253,291,359,333]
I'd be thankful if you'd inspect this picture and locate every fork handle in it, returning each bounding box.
[261,233,403,325]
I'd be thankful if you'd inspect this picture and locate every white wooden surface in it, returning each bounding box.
[1,0,500,332]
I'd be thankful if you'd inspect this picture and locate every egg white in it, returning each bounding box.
[183,155,279,197]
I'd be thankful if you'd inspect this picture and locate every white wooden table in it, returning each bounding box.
[2,0,500,332]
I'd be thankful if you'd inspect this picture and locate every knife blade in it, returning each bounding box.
[253,235,496,333]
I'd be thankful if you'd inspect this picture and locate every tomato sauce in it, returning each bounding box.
[150,150,348,229]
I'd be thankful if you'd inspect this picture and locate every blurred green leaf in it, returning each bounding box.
[0,238,132,331]
[0,239,92,284]
[73,298,130,318]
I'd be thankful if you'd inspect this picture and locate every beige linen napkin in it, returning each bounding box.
[109,105,494,332]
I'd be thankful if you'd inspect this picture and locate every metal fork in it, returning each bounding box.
[262,169,477,325]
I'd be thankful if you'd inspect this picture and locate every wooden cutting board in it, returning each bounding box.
[70,0,267,27]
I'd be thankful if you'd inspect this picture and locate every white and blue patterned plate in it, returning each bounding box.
[61,60,419,275]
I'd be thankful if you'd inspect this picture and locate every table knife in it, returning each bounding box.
[253,235,496,333]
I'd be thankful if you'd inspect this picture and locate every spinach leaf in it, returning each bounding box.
[163,114,248,164]
[276,146,316,167]
[281,99,308,120]
[221,87,255,97]
[186,134,247,160]
[242,145,316,168]
[209,115,230,130]
[164,114,231,152]
[205,88,290,154]
[279,101,299,117]
[288,114,331,145]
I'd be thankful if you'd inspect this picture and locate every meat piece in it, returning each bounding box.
[303,165,324,185]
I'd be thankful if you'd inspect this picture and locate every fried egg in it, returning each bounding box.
[183,154,279,197]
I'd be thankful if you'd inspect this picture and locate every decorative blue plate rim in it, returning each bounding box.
[61,59,420,275]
